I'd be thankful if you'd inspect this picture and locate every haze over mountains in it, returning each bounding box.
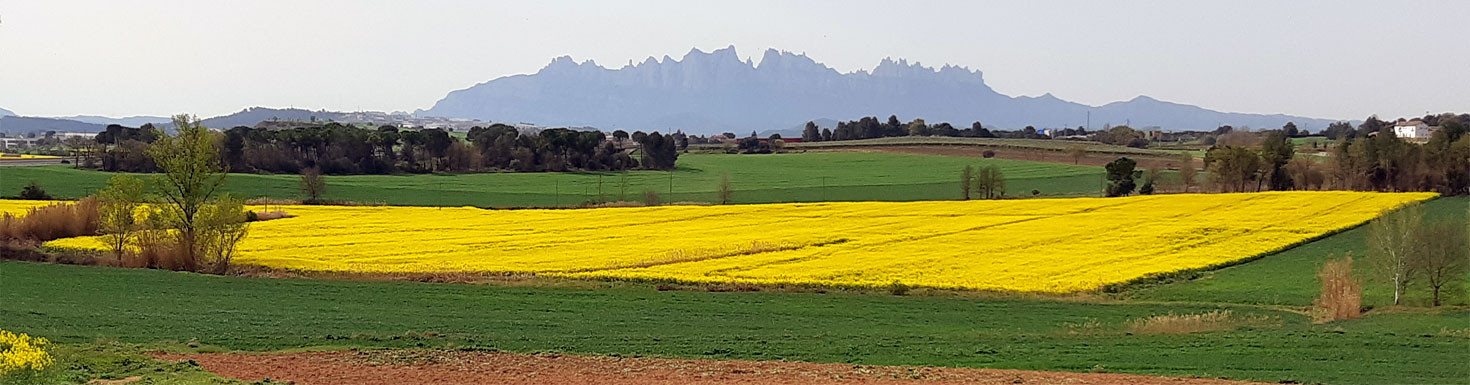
[423,46,1338,135]
[5,46,1343,136]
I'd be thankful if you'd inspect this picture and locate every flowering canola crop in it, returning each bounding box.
[0,329,52,376]
[38,191,1434,292]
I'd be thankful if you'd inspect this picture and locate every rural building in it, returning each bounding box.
[1393,120,1433,140]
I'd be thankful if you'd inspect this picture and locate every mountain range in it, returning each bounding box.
[422,46,1339,134]
[0,107,14,117]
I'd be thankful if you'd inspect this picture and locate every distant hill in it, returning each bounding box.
[201,107,349,128]
[0,116,107,135]
[0,107,14,117]
[423,46,1340,134]
[58,115,171,127]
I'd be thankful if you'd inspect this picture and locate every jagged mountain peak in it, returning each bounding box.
[424,46,1338,134]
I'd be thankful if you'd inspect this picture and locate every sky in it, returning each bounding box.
[0,0,1466,120]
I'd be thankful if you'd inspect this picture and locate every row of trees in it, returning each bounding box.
[1201,116,1470,195]
[959,165,1006,200]
[800,116,1066,143]
[1364,204,1467,307]
[86,122,683,175]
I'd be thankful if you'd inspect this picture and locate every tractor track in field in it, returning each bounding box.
[154,350,1265,385]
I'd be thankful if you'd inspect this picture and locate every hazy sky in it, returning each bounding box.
[1,0,1466,120]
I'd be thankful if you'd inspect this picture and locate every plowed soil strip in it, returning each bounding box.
[153,350,1263,385]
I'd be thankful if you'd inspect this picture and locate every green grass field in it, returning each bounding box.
[781,136,1183,157]
[1,152,1106,207]
[2,261,1466,384]
[1128,196,1470,307]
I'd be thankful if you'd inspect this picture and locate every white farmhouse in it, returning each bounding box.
[1393,120,1432,140]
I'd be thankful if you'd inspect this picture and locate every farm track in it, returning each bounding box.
[153,350,1267,385]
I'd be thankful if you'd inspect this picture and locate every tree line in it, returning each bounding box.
[800,115,1068,143]
[1201,115,1469,195]
[84,122,683,175]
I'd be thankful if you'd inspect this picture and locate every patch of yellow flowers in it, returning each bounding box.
[39,191,1434,292]
[0,330,52,376]
[0,200,59,216]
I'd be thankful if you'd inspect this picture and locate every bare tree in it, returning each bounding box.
[960,165,973,200]
[300,167,327,203]
[717,173,733,205]
[1178,153,1198,193]
[1066,144,1087,165]
[973,166,1006,200]
[1367,204,1423,306]
[1409,220,1468,306]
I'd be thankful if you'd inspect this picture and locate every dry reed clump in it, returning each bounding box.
[126,229,193,271]
[1125,310,1278,334]
[1312,254,1362,323]
[245,197,302,206]
[581,201,646,208]
[248,210,293,221]
[1060,319,1108,336]
[0,197,99,243]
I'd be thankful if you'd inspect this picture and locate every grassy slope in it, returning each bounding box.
[2,261,1467,384]
[0,152,1103,207]
[1129,196,1470,307]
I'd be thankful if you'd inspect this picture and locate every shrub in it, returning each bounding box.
[17,182,51,200]
[981,150,995,158]
[1313,254,1363,322]
[643,190,661,206]
[888,280,911,296]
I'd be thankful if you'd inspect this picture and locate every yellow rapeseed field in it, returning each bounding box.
[39,191,1434,292]
[0,200,60,216]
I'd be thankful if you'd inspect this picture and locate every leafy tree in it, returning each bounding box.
[1104,157,1137,197]
[1139,168,1162,195]
[1205,146,1263,192]
[1261,130,1296,191]
[195,194,249,274]
[1282,121,1299,138]
[146,114,246,272]
[97,175,146,258]
[801,121,820,142]
[906,119,929,137]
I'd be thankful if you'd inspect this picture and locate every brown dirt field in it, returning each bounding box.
[856,146,1203,170]
[153,350,1264,385]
